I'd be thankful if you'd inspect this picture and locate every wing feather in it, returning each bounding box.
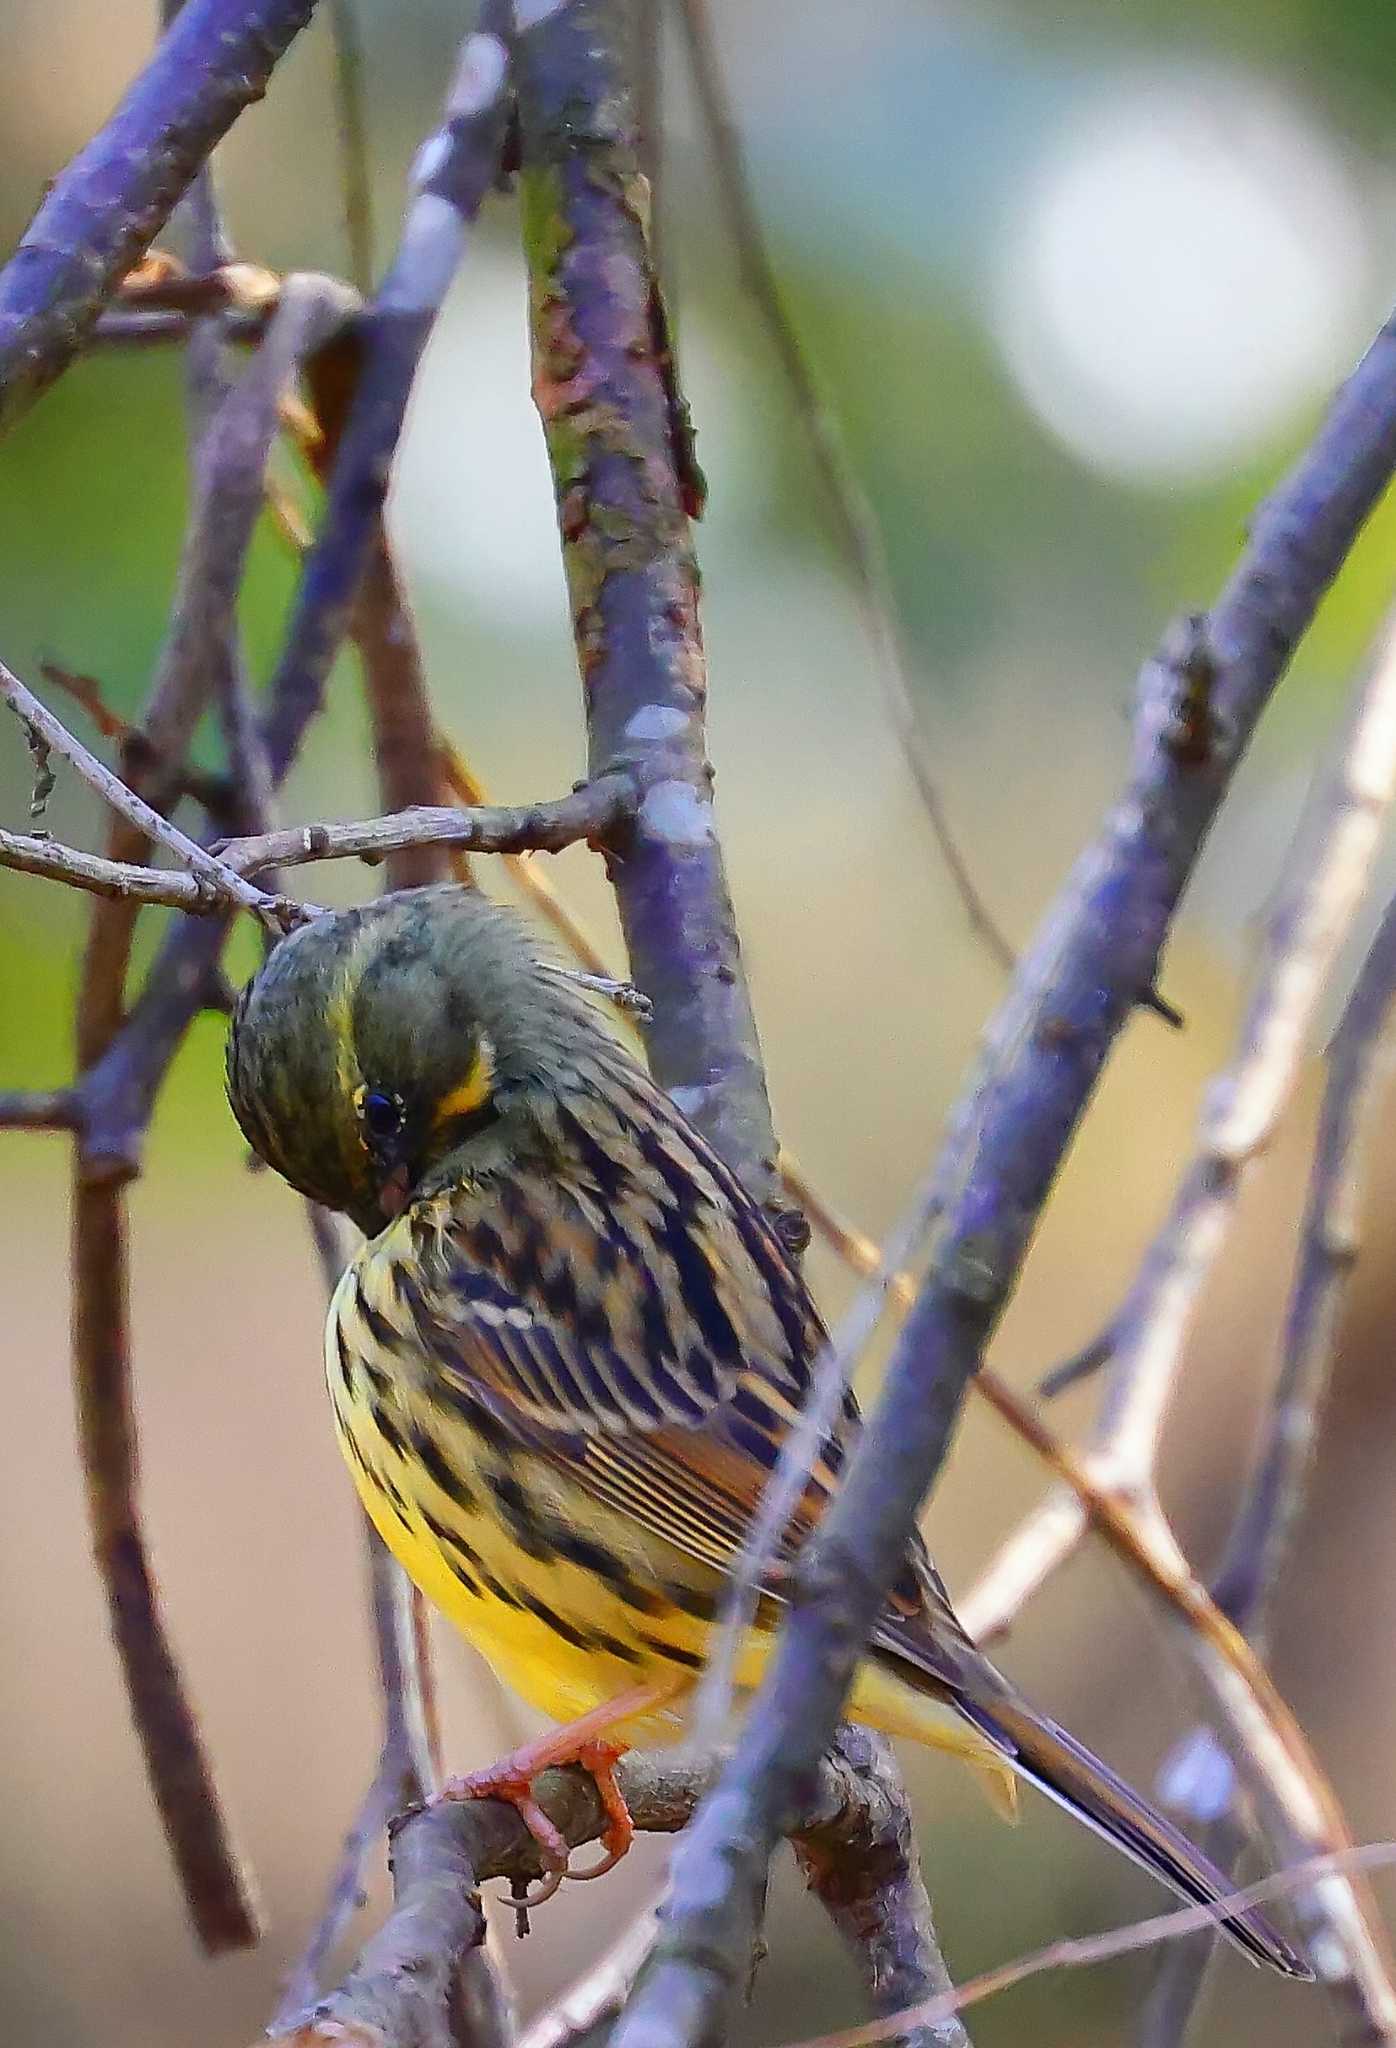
[365,1063,944,1652]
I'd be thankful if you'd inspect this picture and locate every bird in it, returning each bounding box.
[226,880,1307,1971]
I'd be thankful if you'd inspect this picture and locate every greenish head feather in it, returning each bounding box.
[226,884,612,1233]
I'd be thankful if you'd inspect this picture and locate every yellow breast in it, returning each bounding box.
[325,1250,718,1742]
[323,1237,1014,1800]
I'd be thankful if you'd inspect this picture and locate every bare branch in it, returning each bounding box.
[746,1160,1380,2048]
[328,0,376,292]
[0,660,303,928]
[0,1088,77,1130]
[792,1726,971,2048]
[216,776,636,875]
[60,16,516,1195]
[954,612,1396,2037]
[48,237,356,1972]
[0,827,225,909]
[275,1744,963,2048]
[1141,885,1396,2044]
[0,779,636,915]
[0,0,319,437]
[1215,887,1396,1640]
[353,543,453,892]
[516,1902,662,2048]
[611,286,1396,2046]
[792,1843,1396,2048]
[67,277,348,1057]
[71,1175,261,1949]
[260,16,513,780]
[515,0,783,1209]
[674,0,1012,972]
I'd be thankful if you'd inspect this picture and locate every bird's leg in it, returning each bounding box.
[439,1681,681,1901]
[565,1738,633,1879]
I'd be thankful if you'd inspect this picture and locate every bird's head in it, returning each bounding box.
[226,883,586,1234]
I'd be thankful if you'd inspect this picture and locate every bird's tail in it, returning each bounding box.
[957,1689,1311,1978]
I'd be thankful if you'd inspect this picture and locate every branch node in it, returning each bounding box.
[1160,612,1222,767]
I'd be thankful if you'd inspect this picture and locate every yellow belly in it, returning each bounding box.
[325,1261,1016,1803]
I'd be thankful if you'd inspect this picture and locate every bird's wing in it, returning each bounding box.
[385,1069,833,1549]
[363,1059,981,1690]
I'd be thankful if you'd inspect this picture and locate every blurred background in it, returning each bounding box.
[4,2,1396,2043]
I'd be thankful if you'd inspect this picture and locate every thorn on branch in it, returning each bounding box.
[1139,986,1186,1029]
[1037,1328,1116,1400]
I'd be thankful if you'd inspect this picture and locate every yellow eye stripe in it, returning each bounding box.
[433,1038,495,1128]
[326,928,371,1175]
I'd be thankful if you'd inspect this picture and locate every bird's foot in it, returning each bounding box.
[439,1713,645,1905]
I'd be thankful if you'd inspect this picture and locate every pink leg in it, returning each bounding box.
[439,1681,681,1902]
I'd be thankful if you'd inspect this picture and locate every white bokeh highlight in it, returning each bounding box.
[989,71,1372,483]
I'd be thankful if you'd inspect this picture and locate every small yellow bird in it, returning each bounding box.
[227,883,1305,1970]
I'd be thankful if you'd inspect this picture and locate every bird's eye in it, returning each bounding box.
[361,1089,404,1141]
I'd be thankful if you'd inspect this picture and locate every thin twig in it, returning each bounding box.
[632,0,664,281]
[271,1734,407,2030]
[674,0,1012,972]
[71,275,347,1052]
[688,1176,937,1751]
[261,15,513,779]
[0,780,637,912]
[36,661,233,814]
[166,270,358,804]
[0,827,248,910]
[71,1173,262,1949]
[0,0,319,437]
[328,0,376,291]
[217,776,636,873]
[1142,885,1396,2044]
[352,544,452,892]
[787,1842,1396,2048]
[50,252,355,1967]
[516,1900,662,2048]
[1214,889,1396,1642]
[0,661,302,927]
[0,1088,77,1130]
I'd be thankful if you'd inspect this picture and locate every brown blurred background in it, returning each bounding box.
[5,3,1396,2044]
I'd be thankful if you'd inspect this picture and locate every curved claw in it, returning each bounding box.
[562,1840,627,1882]
[436,1693,666,1909]
[563,1739,633,1881]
